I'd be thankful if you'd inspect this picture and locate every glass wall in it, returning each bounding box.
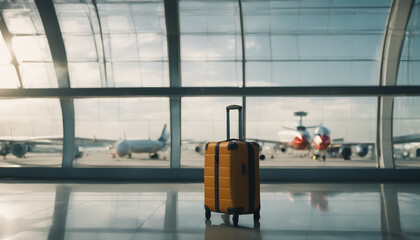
[397,0,420,86]
[393,97,420,168]
[247,97,377,168]
[74,98,170,168]
[0,0,58,88]
[0,99,62,167]
[393,0,420,167]
[181,97,242,167]
[54,0,169,87]
[179,0,242,87]
[1,0,419,173]
[242,0,390,86]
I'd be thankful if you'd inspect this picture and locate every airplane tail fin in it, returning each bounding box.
[158,124,169,144]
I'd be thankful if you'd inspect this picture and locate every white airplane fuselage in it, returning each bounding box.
[116,139,165,157]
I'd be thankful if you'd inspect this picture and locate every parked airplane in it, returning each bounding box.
[0,136,84,159]
[248,111,373,161]
[0,124,169,160]
[111,124,169,159]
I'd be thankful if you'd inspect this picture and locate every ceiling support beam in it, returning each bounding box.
[0,13,23,88]
[377,0,413,168]
[0,86,420,98]
[164,0,181,168]
[35,0,75,168]
[90,0,109,87]
[238,0,247,139]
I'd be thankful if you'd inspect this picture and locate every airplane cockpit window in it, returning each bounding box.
[297,126,306,131]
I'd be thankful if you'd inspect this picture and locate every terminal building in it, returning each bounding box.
[0,0,419,239]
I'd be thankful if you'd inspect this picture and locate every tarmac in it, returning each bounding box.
[0,150,417,168]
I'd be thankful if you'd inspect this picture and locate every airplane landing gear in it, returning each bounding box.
[312,153,326,161]
[150,153,159,159]
[128,153,132,158]
[259,154,265,160]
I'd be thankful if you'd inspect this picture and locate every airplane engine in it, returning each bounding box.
[195,145,204,154]
[355,144,369,157]
[116,140,130,157]
[0,143,9,156]
[11,142,27,158]
[339,146,352,160]
[280,147,287,153]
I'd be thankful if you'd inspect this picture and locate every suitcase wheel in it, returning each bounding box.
[253,209,260,222]
[205,207,211,220]
[233,213,239,226]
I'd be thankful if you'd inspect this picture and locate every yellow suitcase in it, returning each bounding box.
[204,105,260,226]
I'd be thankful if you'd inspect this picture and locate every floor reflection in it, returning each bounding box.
[204,218,262,240]
[0,183,419,240]
[288,191,329,212]
[48,185,71,240]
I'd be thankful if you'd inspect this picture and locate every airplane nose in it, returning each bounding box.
[116,141,130,157]
[314,134,330,150]
[292,133,310,149]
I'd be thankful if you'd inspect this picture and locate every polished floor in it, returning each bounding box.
[0,182,419,240]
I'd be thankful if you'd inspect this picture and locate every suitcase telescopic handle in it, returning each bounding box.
[226,105,243,141]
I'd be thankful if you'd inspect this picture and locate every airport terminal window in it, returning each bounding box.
[54,0,169,87]
[246,97,377,168]
[74,98,170,168]
[242,0,390,86]
[0,39,20,87]
[181,97,242,168]
[397,0,420,86]
[393,97,420,168]
[0,98,62,167]
[179,0,242,87]
[0,1,58,88]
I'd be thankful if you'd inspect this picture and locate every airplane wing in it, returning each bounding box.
[393,134,420,144]
[0,136,63,145]
[0,136,115,147]
[74,137,115,148]
[329,137,375,148]
[246,138,288,145]
[329,142,375,148]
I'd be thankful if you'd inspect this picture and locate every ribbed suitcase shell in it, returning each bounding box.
[204,140,260,216]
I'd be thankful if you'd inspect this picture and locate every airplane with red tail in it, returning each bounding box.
[248,111,372,161]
